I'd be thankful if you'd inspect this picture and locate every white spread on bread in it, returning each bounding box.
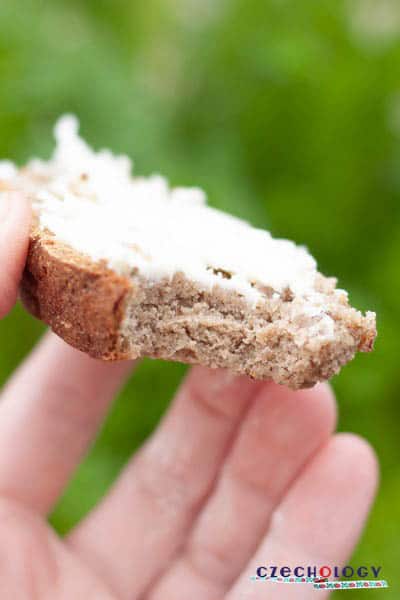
[1,116,343,341]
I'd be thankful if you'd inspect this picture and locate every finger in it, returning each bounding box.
[227,433,378,599]
[68,367,263,599]
[0,191,31,318]
[0,332,134,514]
[148,383,336,600]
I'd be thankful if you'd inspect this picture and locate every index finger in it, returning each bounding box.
[0,191,31,318]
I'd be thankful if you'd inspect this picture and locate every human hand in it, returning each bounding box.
[0,194,378,599]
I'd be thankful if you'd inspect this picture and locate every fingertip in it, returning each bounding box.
[186,366,262,401]
[333,432,380,494]
[0,191,32,318]
[258,380,337,438]
[310,382,338,431]
[1,190,32,223]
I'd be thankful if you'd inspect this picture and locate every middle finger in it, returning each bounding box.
[68,367,262,600]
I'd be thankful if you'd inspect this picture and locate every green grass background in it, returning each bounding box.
[0,1,399,597]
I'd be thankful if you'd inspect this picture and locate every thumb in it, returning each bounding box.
[0,191,32,318]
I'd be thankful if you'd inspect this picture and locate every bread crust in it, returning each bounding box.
[20,230,132,359]
[20,230,376,388]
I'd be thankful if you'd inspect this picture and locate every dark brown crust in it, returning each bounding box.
[20,230,132,359]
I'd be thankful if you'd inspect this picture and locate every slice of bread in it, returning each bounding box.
[1,116,376,389]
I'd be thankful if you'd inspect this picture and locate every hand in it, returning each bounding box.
[0,193,378,599]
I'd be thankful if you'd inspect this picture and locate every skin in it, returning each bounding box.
[0,193,378,599]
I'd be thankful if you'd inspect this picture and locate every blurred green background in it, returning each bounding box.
[0,0,399,597]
